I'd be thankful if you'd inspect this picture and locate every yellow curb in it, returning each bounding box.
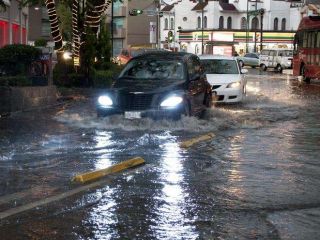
[179,133,215,148]
[72,157,145,183]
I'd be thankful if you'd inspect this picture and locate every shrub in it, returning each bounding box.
[93,70,114,88]
[0,44,41,76]
[0,76,31,86]
[34,39,48,47]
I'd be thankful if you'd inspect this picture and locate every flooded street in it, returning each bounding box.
[0,70,320,239]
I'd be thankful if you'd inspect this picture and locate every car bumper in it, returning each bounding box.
[213,88,244,103]
[97,106,185,120]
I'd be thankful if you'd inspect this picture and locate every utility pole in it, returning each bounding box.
[246,0,249,53]
[254,0,257,52]
[199,0,205,54]
[111,0,114,57]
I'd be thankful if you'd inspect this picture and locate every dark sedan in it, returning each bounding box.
[96,52,212,120]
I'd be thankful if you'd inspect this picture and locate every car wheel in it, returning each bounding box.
[260,64,267,71]
[301,65,311,84]
[243,85,247,96]
[276,64,283,73]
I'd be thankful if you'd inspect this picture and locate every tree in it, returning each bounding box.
[95,18,112,69]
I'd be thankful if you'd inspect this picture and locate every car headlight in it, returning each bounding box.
[227,81,241,88]
[98,95,113,107]
[160,96,183,108]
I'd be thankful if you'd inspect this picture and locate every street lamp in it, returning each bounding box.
[246,0,249,53]
[199,0,205,54]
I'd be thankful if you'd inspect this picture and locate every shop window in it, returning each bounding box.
[219,16,224,29]
[227,17,232,30]
[274,18,279,31]
[165,18,168,29]
[281,18,286,31]
[241,17,247,30]
[0,21,9,48]
[12,24,20,44]
[197,16,201,28]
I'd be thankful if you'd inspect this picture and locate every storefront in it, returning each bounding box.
[178,30,295,55]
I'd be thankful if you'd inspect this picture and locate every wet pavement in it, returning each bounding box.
[0,69,320,239]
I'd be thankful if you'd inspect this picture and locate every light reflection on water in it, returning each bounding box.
[153,141,198,240]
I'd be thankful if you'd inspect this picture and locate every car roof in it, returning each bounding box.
[198,54,237,60]
[131,51,197,62]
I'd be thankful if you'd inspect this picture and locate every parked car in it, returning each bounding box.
[259,48,293,73]
[237,53,260,68]
[97,52,213,120]
[199,55,248,103]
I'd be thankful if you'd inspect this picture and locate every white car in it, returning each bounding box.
[199,55,247,103]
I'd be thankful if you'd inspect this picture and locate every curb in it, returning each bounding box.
[72,157,145,183]
[180,133,215,148]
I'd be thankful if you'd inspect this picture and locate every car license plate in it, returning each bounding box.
[124,111,141,119]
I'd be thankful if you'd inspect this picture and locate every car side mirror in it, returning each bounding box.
[241,69,248,74]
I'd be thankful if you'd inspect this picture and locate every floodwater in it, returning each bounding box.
[0,71,320,239]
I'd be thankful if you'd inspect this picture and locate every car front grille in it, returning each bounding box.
[120,93,153,110]
[212,85,221,90]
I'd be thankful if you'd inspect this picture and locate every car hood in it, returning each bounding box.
[205,74,240,85]
[113,79,186,93]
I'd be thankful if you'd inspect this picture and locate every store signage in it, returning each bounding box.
[290,2,304,8]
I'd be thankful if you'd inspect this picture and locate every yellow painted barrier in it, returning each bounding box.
[72,157,145,183]
[179,133,215,148]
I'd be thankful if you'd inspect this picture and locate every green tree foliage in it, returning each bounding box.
[56,2,72,42]
[34,38,48,47]
[95,19,112,69]
[0,44,41,75]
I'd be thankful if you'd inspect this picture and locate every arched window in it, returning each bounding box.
[197,16,201,28]
[227,17,232,29]
[219,16,224,29]
[204,16,207,28]
[251,17,259,30]
[165,18,168,29]
[170,18,174,29]
[241,17,247,30]
[274,18,279,31]
[281,18,286,31]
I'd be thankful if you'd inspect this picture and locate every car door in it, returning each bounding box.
[187,56,206,115]
[269,50,276,68]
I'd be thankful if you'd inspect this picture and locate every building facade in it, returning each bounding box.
[28,6,52,46]
[0,0,28,47]
[159,0,309,55]
[104,0,158,57]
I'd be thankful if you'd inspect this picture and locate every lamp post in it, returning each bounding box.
[200,0,205,54]
[111,0,114,57]
[254,0,257,52]
[246,0,249,53]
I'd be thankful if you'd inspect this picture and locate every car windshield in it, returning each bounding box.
[119,59,185,80]
[200,59,239,74]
